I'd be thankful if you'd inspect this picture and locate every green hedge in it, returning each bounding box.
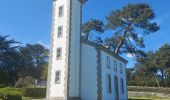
[21,87,46,98]
[0,87,22,100]
[128,86,170,94]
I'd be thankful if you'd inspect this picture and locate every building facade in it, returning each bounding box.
[80,41,128,100]
[46,0,128,100]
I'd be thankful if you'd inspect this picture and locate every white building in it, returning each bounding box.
[46,0,128,100]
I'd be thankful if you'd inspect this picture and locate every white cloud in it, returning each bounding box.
[126,53,134,58]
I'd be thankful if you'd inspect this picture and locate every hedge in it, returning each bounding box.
[21,87,46,98]
[128,86,170,94]
[0,87,22,100]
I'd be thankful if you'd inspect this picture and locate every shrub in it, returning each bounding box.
[128,86,170,94]
[15,76,35,88]
[0,87,22,100]
[0,69,9,87]
[21,87,46,98]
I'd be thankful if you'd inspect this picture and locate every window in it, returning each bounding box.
[55,71,61,84]
[106,74,112,93]
[113,60,117,71]
[106,56,110,68]
[59,6,64,17]
[114,76,119,100]
[120,63,123,73]
[57,48,62,60]
[58,26,63,38]
[121,78,124,94]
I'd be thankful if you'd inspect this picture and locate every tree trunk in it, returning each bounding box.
[154,74,160,87]
[115,39,124,54]
[114,23,132,54]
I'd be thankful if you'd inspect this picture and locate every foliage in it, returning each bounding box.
[105,3,159,55]
[21,87,46,98]
[15,76,35,88]
[82,19,105,40]
[154,43,170,86]
[0,87,46,99]
[82,3,159,56]
[79,0,88,4]
[127,68,158,87]
[0,35,21,86]
[41,63,48,81]
[18,44,49,80]
[127,43,170,87]
[0,69,9,87]
[0,87,21,100]
[0,35,49,86]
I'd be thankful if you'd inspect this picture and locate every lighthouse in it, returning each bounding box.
[46,0,82,99]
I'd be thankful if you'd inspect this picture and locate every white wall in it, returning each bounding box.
[101,51,128,100]
[81,43,98,100]
[48,0,81,98]
[68,0,81,97]
[49,0,70,97]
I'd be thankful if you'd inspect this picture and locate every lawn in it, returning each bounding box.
[129,96,170,100]
[0,87,46,100]
[22,97,45,100]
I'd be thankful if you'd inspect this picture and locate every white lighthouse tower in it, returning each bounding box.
[46,0,82,100]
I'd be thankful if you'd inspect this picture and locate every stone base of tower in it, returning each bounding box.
[46,97,64,100]
[46,97,66,100]
[68,97,81,100]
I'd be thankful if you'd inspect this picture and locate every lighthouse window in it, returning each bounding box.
[57,48,62,60]
[59,6,64,17]
[58,26,63,38]
[55,71,61,84]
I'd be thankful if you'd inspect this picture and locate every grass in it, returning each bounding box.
[0,87,46,100]
[22,97,45,100]
[128,96,170,100]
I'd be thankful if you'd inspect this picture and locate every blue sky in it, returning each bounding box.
[0,0,170,67]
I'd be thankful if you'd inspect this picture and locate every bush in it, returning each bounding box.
[21,87,46,98]
[15,76,35,88]
[0,87,22,100]
[0,69,9,87]
[128,86,170,94]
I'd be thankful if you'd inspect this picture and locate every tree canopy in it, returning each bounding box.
[0,35,49,87]
[105,3,159,55]
[82,3,159,57]
[18,44,49,79]
[127,43,170,87]
[82,19,105,40]
[0,35,20,86]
